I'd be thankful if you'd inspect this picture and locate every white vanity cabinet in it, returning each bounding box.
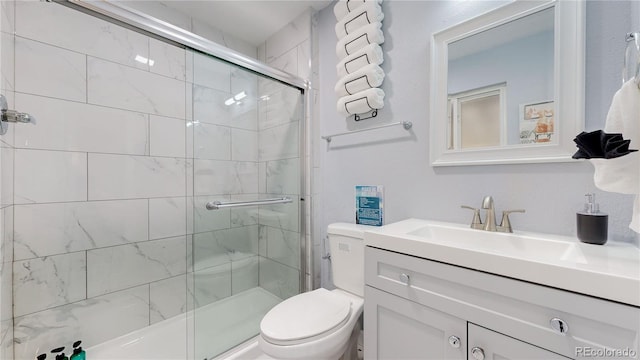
[364,246,640,359]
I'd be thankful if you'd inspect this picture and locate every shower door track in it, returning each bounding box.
[59,0,311,293]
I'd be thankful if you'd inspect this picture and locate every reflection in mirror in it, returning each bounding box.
[430,0,585,166]
[447,7,554,149]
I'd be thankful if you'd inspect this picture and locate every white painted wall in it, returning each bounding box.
[317,1,638,285]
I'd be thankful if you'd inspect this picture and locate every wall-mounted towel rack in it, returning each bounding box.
[322,120,412,143]
[206,197,292,210]
[624,32,639,89]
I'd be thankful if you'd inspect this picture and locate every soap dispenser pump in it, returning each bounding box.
[70,341,85,360]
[50,346,68,360]
[576,193,608,245]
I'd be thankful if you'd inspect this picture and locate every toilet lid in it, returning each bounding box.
[260,288,352,343]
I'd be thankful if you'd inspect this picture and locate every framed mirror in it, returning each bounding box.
[430,0,585,166]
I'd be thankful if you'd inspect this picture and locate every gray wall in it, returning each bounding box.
[317,0,638,286]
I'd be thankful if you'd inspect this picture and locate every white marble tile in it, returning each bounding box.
[193,122,231,160]
[1,0,15,35]
[267,47,298,76]
[230,194,259,228]
[15,36,86,102]
[1,146,13,208]
[117,1,192,32]
[15,93,148,155]
[263,226,300,270]
[266,158,300,195]
[149,38,186,80]
[190,263,231,308]
[232,105,259,131]
[231,128,258,162]
[13,251,87,317]
[0,91,15,149]
[193,196,231,234]
[16,1,149,70]
[14,285,149,360]
[231,255,259,294]
[258,226,267,257]
[1,32,14,92]
[88,57,186,119]
[149,197,187,240]
[259,86,303,130]
[192,84,232,126]
[257,43,266,63]
[193,52,230,92]
[191,19,257,59]
[88,154,186,200]
[265,9,310,62]
[1,207,13,264]
[259,122,300,162]
[193,226,258,271]
[149,115,186,158]
[297,39,311,80]
[87,236,186,297]
[186,197,194,235]
[258,162,267,194]
[14,149,87,204]
[194,160,258,196]
[0,261,11,322]
[259,257,299,300]
[0,319,13,360]
[259,195,299,233]
[150,274,186,324]
[185,50,194,84]
[14,199,148,260]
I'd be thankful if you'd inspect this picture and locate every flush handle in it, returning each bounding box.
[550,318,569,335]
[399,273,410,285]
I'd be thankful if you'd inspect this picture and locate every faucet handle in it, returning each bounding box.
[461,205,483,230]
[498,209,525,233]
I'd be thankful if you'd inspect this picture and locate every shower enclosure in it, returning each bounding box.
[0,1,307,359]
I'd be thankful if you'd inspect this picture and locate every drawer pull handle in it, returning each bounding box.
[399,273,410,285]
[471,346,485,360]
[550,318,569,335]
[448,335,461,348]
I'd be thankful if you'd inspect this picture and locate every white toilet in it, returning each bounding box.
[259,223,367,360]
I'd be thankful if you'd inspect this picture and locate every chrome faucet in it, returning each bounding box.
[482,196,497,232]
[462,196,525,233]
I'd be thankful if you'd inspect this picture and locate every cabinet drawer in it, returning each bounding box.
[365,246,640,359]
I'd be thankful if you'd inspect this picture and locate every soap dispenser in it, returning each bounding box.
[50,346,68,360]
[70,341,85,360]
[576,193,608,245]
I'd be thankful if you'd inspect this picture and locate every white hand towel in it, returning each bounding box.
[336,22,384,60]
[590,79,640,232]
[334,0,382,21]
[337,88,385,117]
[337,43,384,79]
[335,63,385,97]
[335,2,384,39]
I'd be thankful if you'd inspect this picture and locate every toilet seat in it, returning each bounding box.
[260,288,352,346]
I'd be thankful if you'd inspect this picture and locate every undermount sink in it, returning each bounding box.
[364,218,640,306]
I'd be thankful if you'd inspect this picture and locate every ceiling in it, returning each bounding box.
[159,0,333,46]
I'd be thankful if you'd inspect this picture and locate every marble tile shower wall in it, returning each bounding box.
[8,2,190,358]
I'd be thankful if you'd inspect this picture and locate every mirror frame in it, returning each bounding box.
[430,0,585,166]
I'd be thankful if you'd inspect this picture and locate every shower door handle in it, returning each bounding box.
[0,94,34,135]
[206,197,292,210]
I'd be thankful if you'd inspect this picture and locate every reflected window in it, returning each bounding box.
[448,84,506,149]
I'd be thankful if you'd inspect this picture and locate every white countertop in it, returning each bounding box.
[364,219,640,307]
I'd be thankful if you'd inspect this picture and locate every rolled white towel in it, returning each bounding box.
[337,88,385,117]
[337,43,384,79]
[335,2,384,39]
[335,64,385,97]
[336,22,384,60]
[334,0,383,21]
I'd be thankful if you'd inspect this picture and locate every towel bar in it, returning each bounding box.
[321,120,412,143]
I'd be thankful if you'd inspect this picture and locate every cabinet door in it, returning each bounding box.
[468,323,570,360]
[364,286,466,360]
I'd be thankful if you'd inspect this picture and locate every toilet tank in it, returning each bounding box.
[328,223,368,297]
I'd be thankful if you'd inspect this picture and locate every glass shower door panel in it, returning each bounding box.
[189,51,303,360]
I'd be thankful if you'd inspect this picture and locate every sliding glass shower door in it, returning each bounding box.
[188,50,304,360]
